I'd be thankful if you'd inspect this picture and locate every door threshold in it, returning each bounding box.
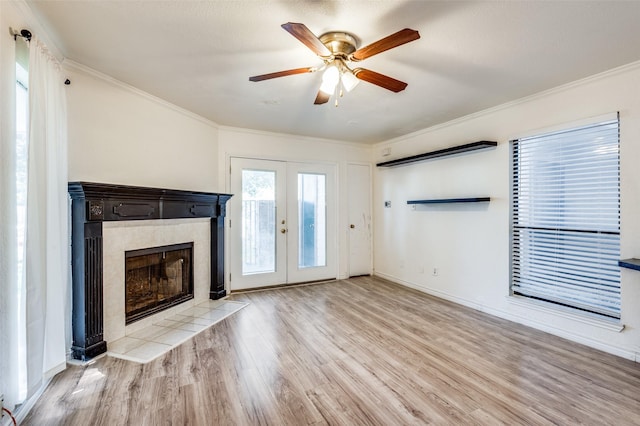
[230,279,337,294]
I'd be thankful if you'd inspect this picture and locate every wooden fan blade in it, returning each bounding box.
[350,28,420,61]
[353,68,408,92]
[314,90,330,105]
[249,67,315,82]
[282,22,332,57]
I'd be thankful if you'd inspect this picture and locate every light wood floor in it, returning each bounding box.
[24,276,640,425]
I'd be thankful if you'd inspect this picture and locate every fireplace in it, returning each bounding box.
[125,242,194,324]
[68,182,232,360]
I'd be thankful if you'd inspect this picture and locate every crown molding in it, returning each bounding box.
[377,59,640,148]
[63,60,219,129]
[218,125,371,150]
[13,0,63,60]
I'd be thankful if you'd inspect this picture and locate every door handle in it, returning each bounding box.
[281,228,287,234]
[350,224,355,229]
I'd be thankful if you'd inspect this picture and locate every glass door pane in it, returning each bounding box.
[298,173,326,268]
[242,169,276,275]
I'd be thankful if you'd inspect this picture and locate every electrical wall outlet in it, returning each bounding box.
[432,267,439,276]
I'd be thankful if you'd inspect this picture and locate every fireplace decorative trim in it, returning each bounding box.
[68,182,232,360]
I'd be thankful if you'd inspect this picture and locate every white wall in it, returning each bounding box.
[218,127,372,281]
[373,62,640,361]
[65,62,219,192]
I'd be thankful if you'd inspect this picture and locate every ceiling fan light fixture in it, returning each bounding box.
[320,65,340,95]
[249,23,420,105]
[341,69,359,92]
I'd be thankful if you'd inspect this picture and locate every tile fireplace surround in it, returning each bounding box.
[103,218,208,343]
[68,182,232,361]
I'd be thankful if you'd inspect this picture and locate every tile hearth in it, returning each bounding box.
[106,299,247,363]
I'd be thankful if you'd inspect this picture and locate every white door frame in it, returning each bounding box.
[228,157,338,290]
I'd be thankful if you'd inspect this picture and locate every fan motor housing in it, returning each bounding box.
[319,32,359,58]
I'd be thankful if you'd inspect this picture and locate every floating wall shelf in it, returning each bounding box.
[619,258,640,272]
[377,141,498,167]
[407,197,491,205]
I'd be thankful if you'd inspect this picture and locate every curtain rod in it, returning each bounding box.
[12,28,71,85]
[13,28,32,42]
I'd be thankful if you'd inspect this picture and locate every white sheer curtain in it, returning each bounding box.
[24,35,69,397]
[0,29,22,411]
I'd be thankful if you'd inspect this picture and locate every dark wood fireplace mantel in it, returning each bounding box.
[69,182,232,360]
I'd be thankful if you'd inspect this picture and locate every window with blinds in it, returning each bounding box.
[510,114,621,319]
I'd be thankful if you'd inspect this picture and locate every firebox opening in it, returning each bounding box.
[125,242,194,325]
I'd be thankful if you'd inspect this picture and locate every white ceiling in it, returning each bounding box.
[26,1,640,144]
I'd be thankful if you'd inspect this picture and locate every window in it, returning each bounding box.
[510,114,621,319]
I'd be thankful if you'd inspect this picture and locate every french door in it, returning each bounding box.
[229,158,336,290]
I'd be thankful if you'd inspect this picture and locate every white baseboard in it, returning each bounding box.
[373,272,639,362]
[9,378,51,425]
[45,361,67,380]
[2,361,66,425]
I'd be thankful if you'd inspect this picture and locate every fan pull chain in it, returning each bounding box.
[335,74,348,107]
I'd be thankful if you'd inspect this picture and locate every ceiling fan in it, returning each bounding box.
[249,22,420,105]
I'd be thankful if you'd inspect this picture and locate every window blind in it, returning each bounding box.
[511,116,620,318]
